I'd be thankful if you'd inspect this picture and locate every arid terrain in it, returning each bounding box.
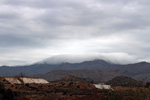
[0,76,150,100]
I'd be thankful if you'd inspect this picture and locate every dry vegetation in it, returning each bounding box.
[0,80,150,100]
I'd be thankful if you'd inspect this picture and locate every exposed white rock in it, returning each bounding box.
[4,77,49,84]
[93,83,113,90]
[21,77,49,84]
[5,77,21,84]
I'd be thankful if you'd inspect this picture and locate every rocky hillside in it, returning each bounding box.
[55,75,94,83]
[105,76,141,87]
[1,79,150,100]
[35,70,125,83]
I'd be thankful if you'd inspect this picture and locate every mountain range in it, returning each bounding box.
[0,59,150,82]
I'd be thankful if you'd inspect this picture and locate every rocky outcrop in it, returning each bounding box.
[3,77,49,84]
[93,83,113,90]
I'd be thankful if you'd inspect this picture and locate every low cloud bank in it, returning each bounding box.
[40,53,138,65]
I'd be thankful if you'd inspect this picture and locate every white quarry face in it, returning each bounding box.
[4,77,49,84]
[93,84,112,90]
[21,77,49,84]
[5,77,21,84]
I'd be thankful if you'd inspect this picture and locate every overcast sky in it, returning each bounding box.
[0,0,150,65]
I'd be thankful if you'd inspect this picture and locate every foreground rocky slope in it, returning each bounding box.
[1,78,150,100]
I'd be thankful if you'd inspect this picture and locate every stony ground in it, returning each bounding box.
[2,82,150,100]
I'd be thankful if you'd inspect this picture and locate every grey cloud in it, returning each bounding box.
[0,34,39,47]
[0,13,18,20]
[2,0,85,9]
[0,0,150,65]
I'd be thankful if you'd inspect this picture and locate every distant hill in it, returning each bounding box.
[54,75,94,83]
[34,70,125,83]
[105,76,141,87]
[0,60,150,81]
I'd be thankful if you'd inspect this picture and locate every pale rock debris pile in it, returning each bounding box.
[4,77,49,84]
[93,83,113,90]
[21,77,49,84]
[5,77,21,84]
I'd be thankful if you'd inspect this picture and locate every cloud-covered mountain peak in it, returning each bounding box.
[39,53,137,65]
